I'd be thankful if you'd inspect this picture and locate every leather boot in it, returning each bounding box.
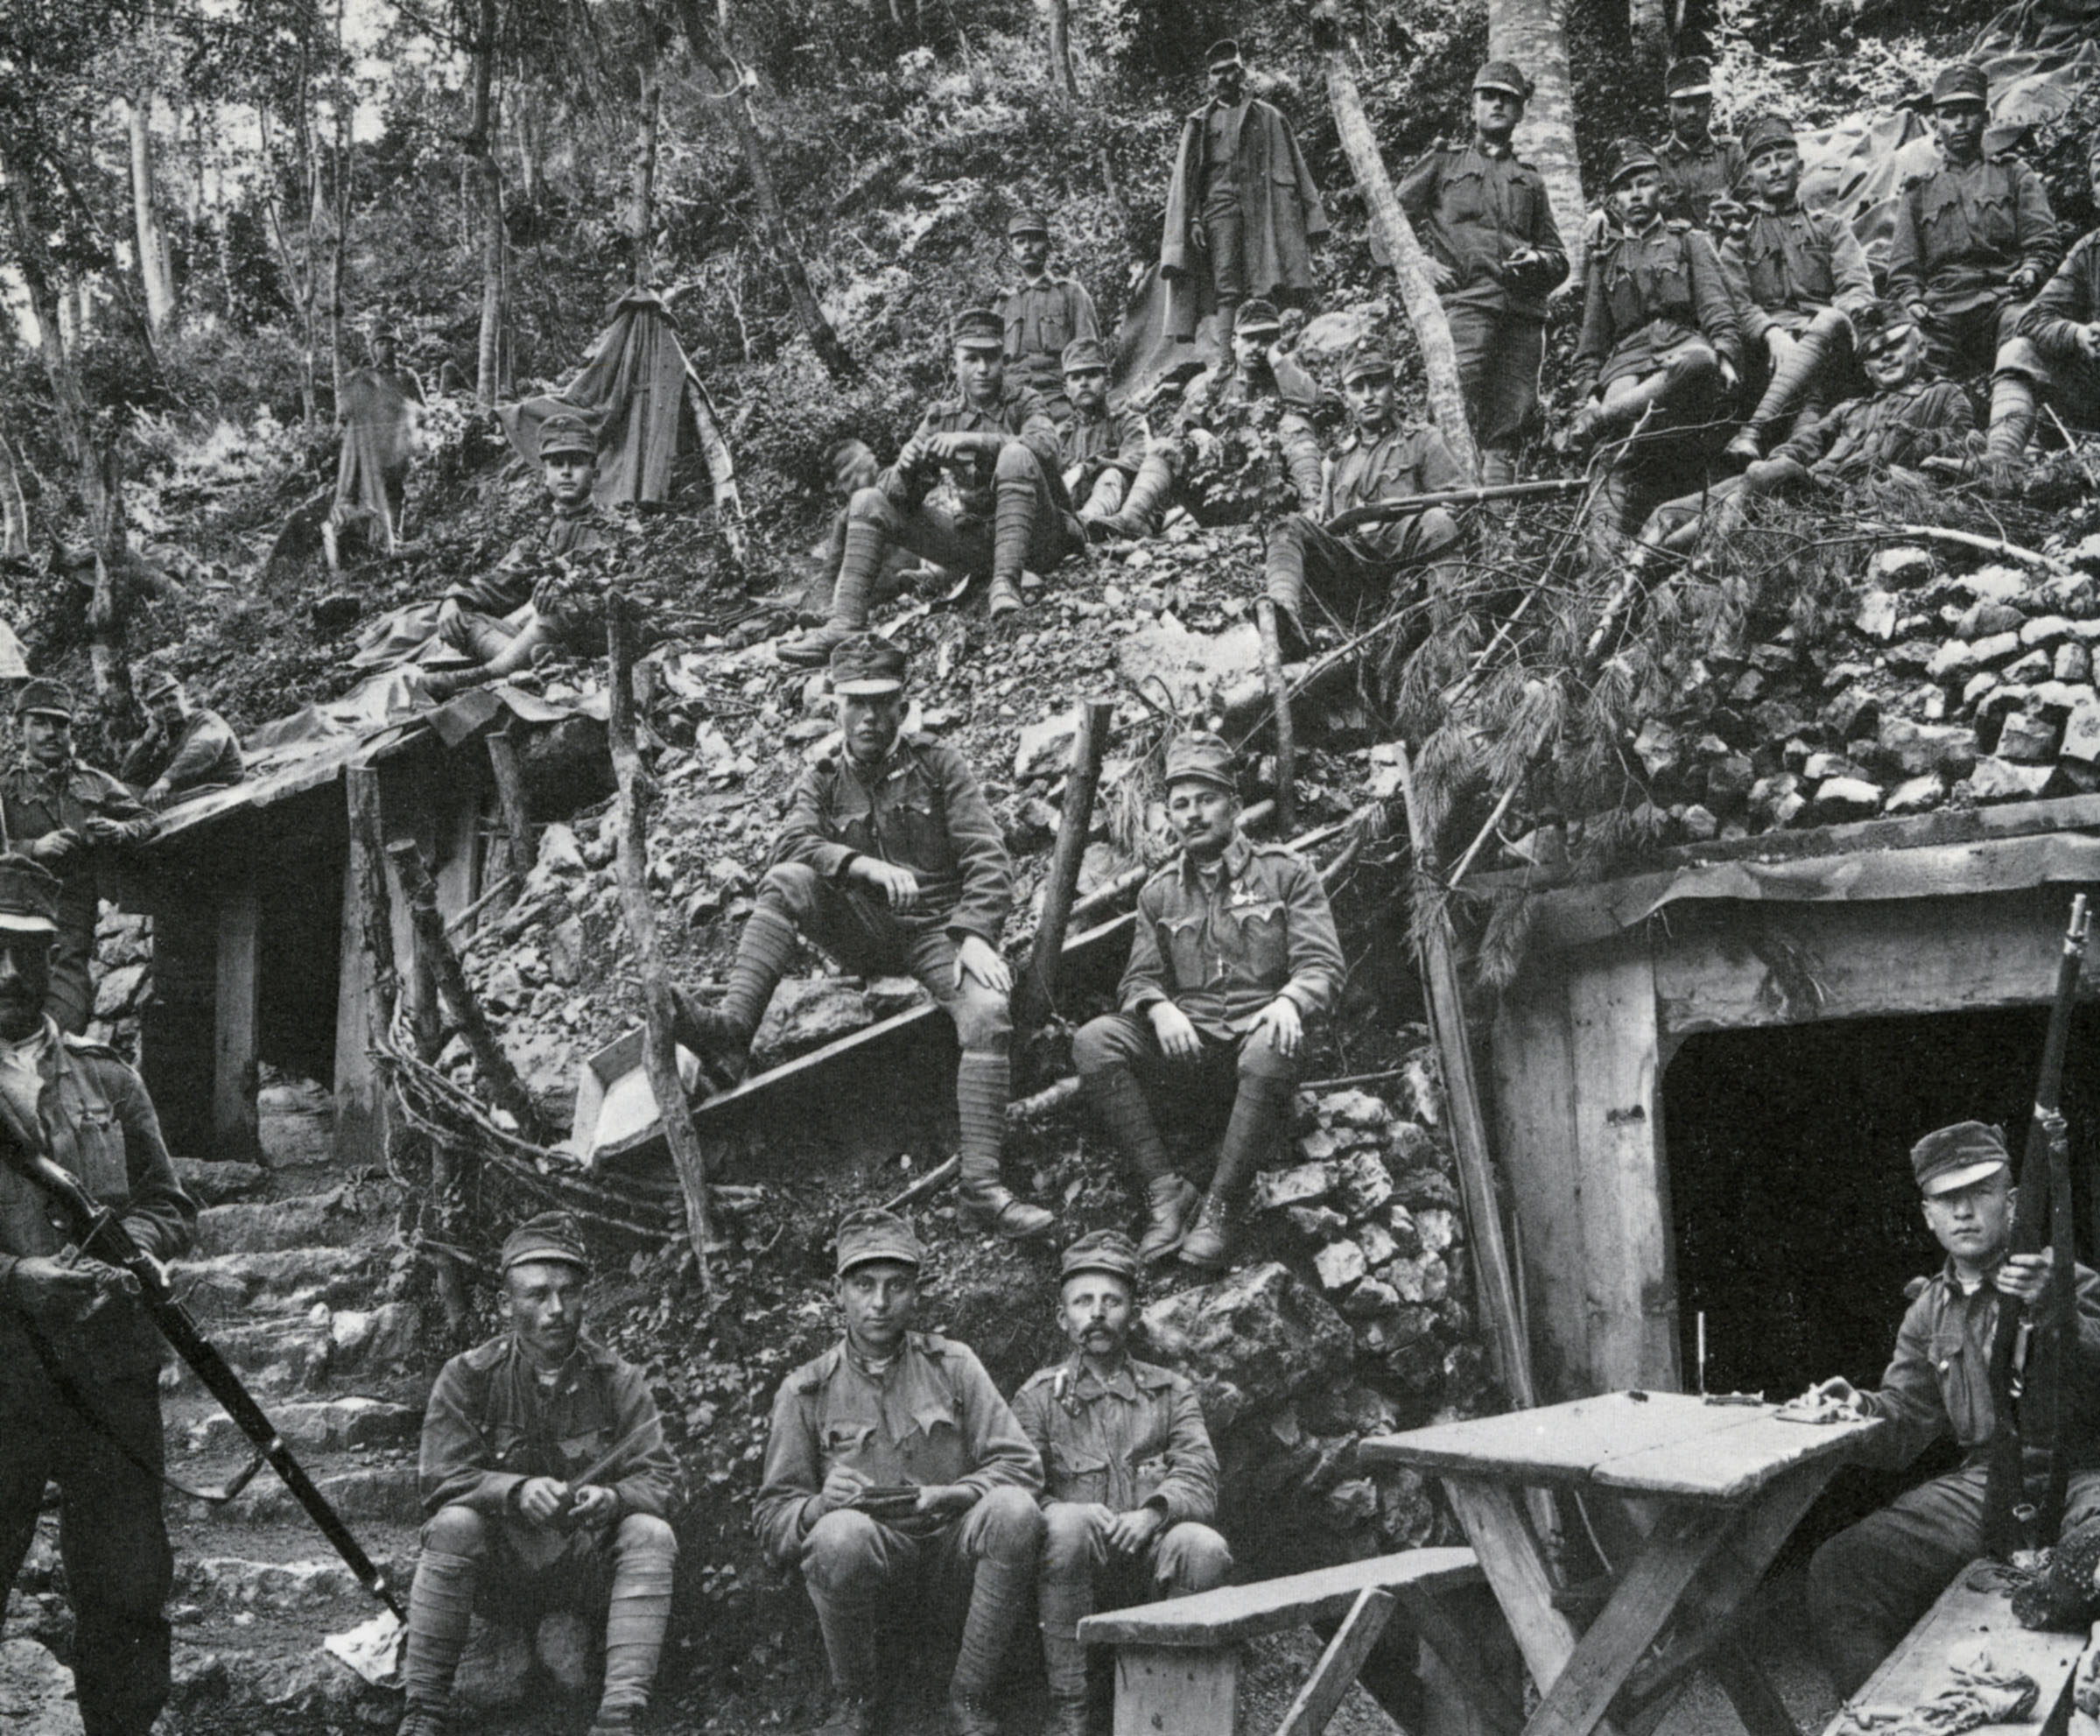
[813,1699,876,1736]
[1095,449,1174,541]
[955,1054,1055,1240]
[783,504,885,666]
[397,1711,449,1736]
[947,1693,1000,1736]
[1180,1074,1293,1272]
[400,1547,475,1728]
[673,905,798,1086]
[1139,1174,1201,1265]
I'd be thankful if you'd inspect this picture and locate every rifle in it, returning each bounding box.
[1324,476,1588,537]
[1982,892,2090,1558]
[0,1095,405,1620]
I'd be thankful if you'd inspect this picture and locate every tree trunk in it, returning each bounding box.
[675,0,858,379]
[1046,0,1079,104]
[128,92,177,334]
[1321,46,1480,479]
[513,95,544,205]
[629,74,662,287]
[466,0,508,407]
[0,428,31,559]
[326,83,351,415]
[1488,0,1588,285]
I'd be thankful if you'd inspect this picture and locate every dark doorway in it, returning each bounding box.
[1663,1005,2100,1542]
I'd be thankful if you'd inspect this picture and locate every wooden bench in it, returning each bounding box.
[1078,1546,1516,1736]
[1820,1562,2086,1736]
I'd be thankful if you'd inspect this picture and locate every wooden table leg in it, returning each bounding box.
[1275,1586,1395,1736]
[1708,1641,1802,1736]
[1443,1476,1587,1692]
[1396,1582,1528,1736]
[1113,1643,1237,1736]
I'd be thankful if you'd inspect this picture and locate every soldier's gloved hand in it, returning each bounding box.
[1250,995,1303,1059]
[1106,1506,1167,1557]
[954,935,1012,996]
[28,830,81,867]
[851,857,922,912]
[1148,1001,1204,1063]
[516,1476,572,1528]
[7,1254,113,1325]
[567,1485,618,1525]
[2012,267,2040,296]
[1717,357,1740,394]
[817,1463,874,1516]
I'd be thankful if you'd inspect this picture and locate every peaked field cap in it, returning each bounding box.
[1205,38,1243,67]
[952,306,1006,347]
[1606,137,1665,186]
[1740,114,1797,159]
[835,1207,924,1275]
[1931,63,1989,106]
[1911,1121,2010,1198]
[0,855,63,935]
[1665,57,1714,98]
[1235,298,1284,334]
[828,632,909,696]
[1341,347,1396,384]
[13,678,74,720]
[1061,1228,1141,1285]
[1061,335,1110,372]
[537,411,598,459]
[1473,60,1533,100]
[139,666,182,699]
[1854,299,1918,351]
[501,1210,589,1273]
[1007,209,1050,238]
[1164,729,1236,793]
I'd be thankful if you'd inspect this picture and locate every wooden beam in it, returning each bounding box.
[211,861,261,1160]
[1394,1583,1526,1736]
[1275,1586,1396,1736]
[1112,1644,1239,1736]
[484,719,535,901]
[1439,1476,1583,1695]
[1015,697,1113,1034]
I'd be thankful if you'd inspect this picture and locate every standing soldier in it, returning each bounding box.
[1057,338,1149,532]
[0,679,156,1034]
[1071,732,1344,1270]
[1655,58,1747,229]
[1719,114,1878,464]
[1397,60,1570,485]
[756,1208,1045,1736]
[400,1212,681,1736]
[1263,347,1466,657]
[330,322,426,562]
[119,669,245,809]
[1159,40,1328,341]
[1000,212,1100,418]
[0,855,197,1736]
[678,635,1054,1241]
[784,309,1078,662]
[1887,63,2061,476]
[2016,136,2100,436]
[1015,1230,1232,1736]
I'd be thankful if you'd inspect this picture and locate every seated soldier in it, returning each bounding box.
[1072,732,1344,1271]
[756,1209,1044,1736]
[1635,300,1973,562]
[677,635,1054,1241]
[2015,135,2100,438]
[1655,57,1748,232]
[786,309,1079,664]
[1057,338,1148,532]
[1001,210,1100,419]
[1015,1231,1232,1736]
[118,670,244,809]
[1263,346,1465,657]
[432,411,622,694]
[400,1212,680,1736]
[1089,299,1327,542]
[1887,63,2061,478]
[1719,114,1877,464]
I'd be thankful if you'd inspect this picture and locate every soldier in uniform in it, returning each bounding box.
[1655,57,1747,230]
[0,679,156,1034]
[1057,338,1149,532]
[756,1208,1044,1736]
[1806,1121,2100,1696]
[1396,60,1570,485]
[1718,114,1878,464]
[0,855,197,1736]
[678,635,1053,1241]
[118,669,244,809]
[432,410,623,694]
[1886,63,2061,476]
[1089,299,1327,543]
[785,309,1078,664]
[1000,211,1100,418]
[2014,134,2100,438]
[1263,347,1466,657]
[1072,732,1344,1271]
[401,1211,680,1736]
[1014,1230,1231,1736]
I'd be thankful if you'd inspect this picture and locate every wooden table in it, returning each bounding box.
[1364,1391,1885,1736]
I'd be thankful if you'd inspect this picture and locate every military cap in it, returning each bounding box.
[1007,209,1050,239]
[1930,63,1989,108]
[951,306,1006,348]
[1061,1228,1141,1287]
[138,666,182,700]
[1060,336,1110,374]
[537,411,598,460]
[1664,57,1714,99]
[13,678,75,720]
[829,632,910,697]
[501,1210,589,1274]
[835,1207,924,1276]
[1740,114,1797,160]
[1911,1121,2009,1198]
[1605,137,1664,187]
[1205,39,1243,68]
[1853,298,1917,353]
[1163,729,1236,794]
[0,855,62,936]
[1472,60,1534,101]
[1341,346,1396,385]
[1234,298,1284,336]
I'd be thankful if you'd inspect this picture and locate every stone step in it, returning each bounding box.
[235,1461,424,1527]
[173,1547,414,1616]
[186,1395,420,1456]
[193,1197,357,1256]
[171,1245,386,1320]
[167,1299,423,1396]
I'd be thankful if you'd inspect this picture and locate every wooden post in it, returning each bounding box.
[212,861,261,1160]
[388,838,546,1143]
[608,589,719,1285]
[485,720,536,902]
[1014,698,1113,1034]
[1257,600,1297,836]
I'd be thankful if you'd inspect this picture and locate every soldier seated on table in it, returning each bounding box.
[399,1212,681,1736]
[1014,1230,1231,1736]
[1806,1121,2100,1698]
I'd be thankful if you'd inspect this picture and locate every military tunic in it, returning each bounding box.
[2017,228,2100,426]
[1656,130,1747,228]
[1168,354,1329,520]
[445,502,623,618]
[1013,1355,1219,1522]
[1061,401,1149,518]
[118,708,245,805]
[1771,379,1976,485]
[1571,216,1742,397]
[1887,152,2061,380]
[1000,277,1100,401]
[1720,204,1876,343]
